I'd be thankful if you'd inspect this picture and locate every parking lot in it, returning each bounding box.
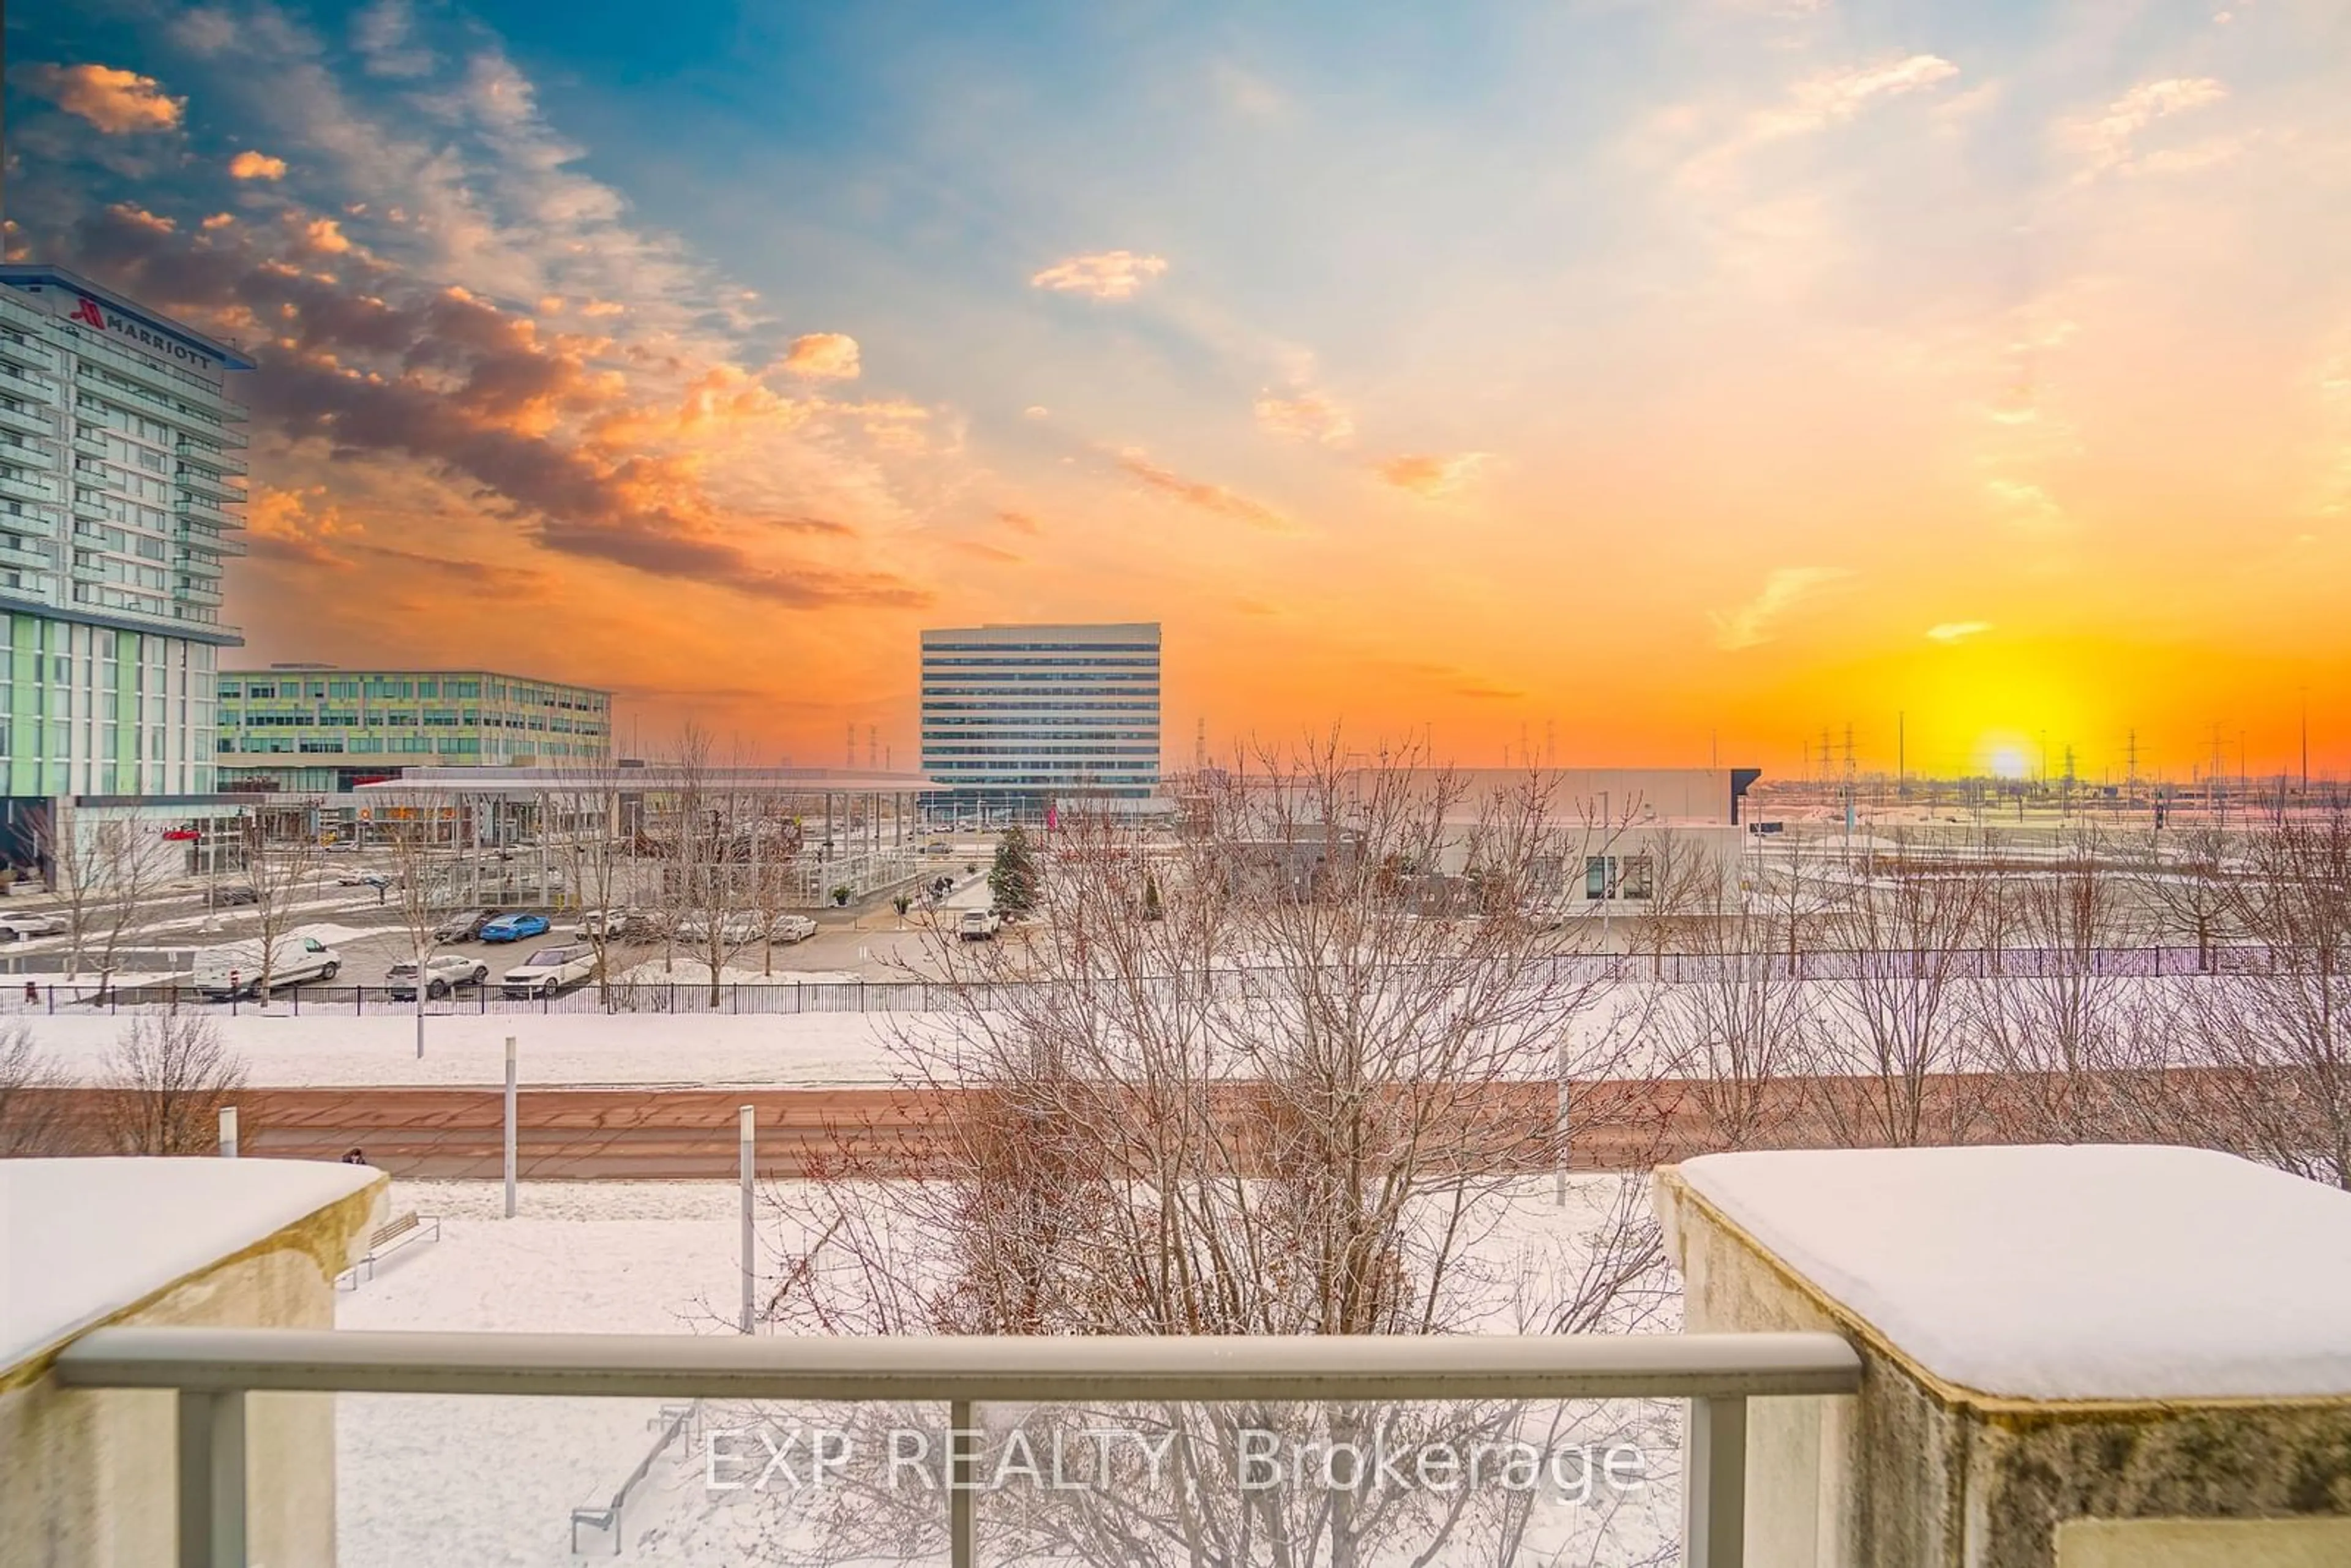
[0,857,1000,988]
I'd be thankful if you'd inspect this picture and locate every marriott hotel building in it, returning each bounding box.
[919,622,1162,822]
[0,268,249,812]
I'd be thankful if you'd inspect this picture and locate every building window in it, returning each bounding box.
[1618,855,1653,901]
[1584,856,1611,901]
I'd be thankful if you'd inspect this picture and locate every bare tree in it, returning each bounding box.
[0,1024,66,1156]
[2171,812,2351,1187]
[756,738,1677,1567]
[658,726,803,1001]
[551,762,640,1008]
[2135,822,2238,972]
[1967,825,2170,1144]
[380,799,449,1059]
[1801,830,1987,1147]
[1619,822,1734,969]
[234,806,326,997]
[99,1011,246,1155]
[1655,874,1812,1153]
[39,811,172,987]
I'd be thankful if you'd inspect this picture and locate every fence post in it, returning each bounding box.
[739,1105,757,1334]
[950,1398,977,1568]
[1684,1394,1747,1568]
[503,1035,519,1219]
[177,1387,248,1568]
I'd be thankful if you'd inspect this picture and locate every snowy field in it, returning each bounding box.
[21,1011,924,1087]
[334,1177,1681,1567]
[22,972,2213,1090]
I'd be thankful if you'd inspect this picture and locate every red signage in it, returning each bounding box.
[161,829,201,841]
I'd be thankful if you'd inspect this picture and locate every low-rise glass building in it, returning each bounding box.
[215,664,613,793]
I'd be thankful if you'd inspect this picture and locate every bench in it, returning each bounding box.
[336,1212,442,1288]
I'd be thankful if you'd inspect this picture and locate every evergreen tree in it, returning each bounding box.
[989,825,1041,916]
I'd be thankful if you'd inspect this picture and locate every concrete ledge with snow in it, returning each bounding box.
[1654,1144,2351,1568]
[0,1157,386,1568]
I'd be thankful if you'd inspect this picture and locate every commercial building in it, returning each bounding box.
[215,664,615,793]
[919,622,1161,822]
[0,266,252,869]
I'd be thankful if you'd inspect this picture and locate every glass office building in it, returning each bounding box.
[920,622,1161,822]
[216,665,615,793]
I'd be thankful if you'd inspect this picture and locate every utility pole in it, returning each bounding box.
[1897,711,1906,801]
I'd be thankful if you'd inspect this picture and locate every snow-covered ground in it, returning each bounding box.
[334,1178,1679,1567]
[25,1011,924,1087]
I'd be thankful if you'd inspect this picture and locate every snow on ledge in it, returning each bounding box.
[1,1158,380,1371]
[1674,1145,2351,1403]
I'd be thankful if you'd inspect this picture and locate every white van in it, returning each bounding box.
[192,936,343,999]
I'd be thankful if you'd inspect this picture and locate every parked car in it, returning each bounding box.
[500,943,598,998]
[479,912,551,944]
[772,913,818,944]
[0,912,70,941]
[386,955,491,1000]
[957,909,1002,942]
[202,883,259,907]
[334,871,396,889]
[433,910,497,943]
[193,936,342,999]
[572,908,658,942]
[675,912,767,945]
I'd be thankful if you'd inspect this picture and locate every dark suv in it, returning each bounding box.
[432,909,497,943]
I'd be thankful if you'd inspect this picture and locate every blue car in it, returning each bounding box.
[479,912,550,944]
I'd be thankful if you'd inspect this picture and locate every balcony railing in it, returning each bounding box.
[176,493,243,528]
[178,438,250,476]
[54,1325,1859,1568]
[0,402,54,438]
[0,470,57,506]
[176,465,248,503]
[0,332,60,373]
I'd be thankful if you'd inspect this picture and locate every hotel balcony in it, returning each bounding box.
[177,523,248,557]
[0,440,56,471]
[0,470,57,507]
[86,367,237,434]
[0,402,54,440]
[0,332,60,373]
[0,535,57,572]
[175,465,249,504]
[175,493,244,529]
[177,438,250,476]
[0,361,54,400]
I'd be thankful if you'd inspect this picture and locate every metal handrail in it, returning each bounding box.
[53,1326,1861,1567]
[56,1325,1861,1401]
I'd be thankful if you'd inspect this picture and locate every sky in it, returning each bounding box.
[7,0,2350,781]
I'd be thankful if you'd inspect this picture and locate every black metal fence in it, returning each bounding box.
[9,943,2284,1017]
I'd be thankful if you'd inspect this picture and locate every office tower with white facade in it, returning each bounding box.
[0,266,250,859]
[920,622,1161,821]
